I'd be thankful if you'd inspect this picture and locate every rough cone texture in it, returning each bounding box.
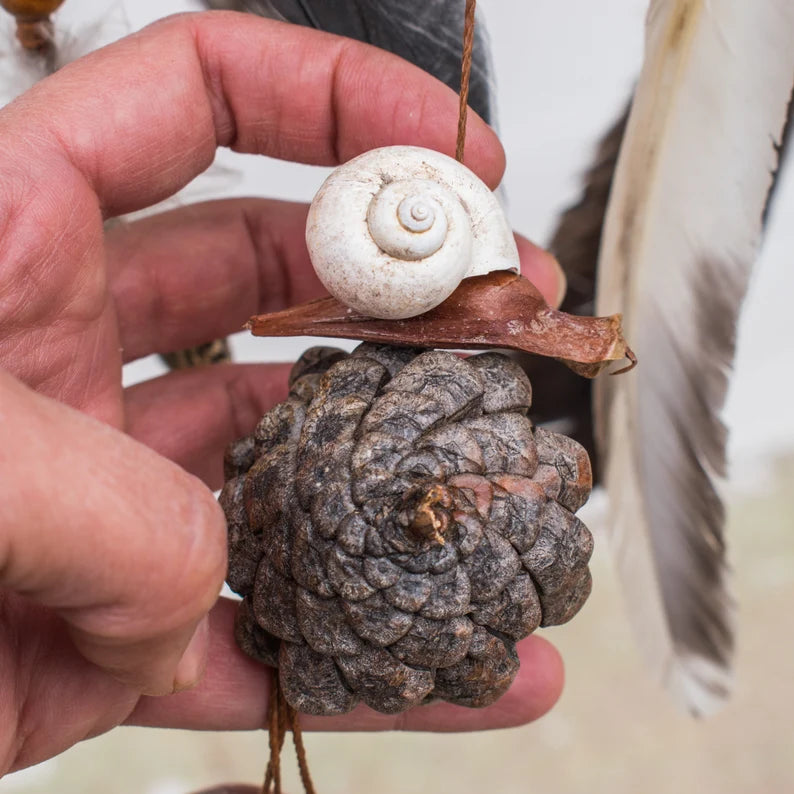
[221,344,594,715]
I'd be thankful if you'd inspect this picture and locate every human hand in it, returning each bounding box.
[0,10,566,777]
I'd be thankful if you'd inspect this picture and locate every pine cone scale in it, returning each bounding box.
[336,649,435,715]
[280,642,359,716]
[390,614,473,668]
[342,592,414,647]
[296,587,365,657]
[418,423,486,475]
[418,567,471,620]
[252,561,303,644]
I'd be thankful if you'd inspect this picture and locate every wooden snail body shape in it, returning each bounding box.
[306,146,520,319]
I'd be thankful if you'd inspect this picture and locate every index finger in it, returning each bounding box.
[1,10,506,218]
[129,598,563,732]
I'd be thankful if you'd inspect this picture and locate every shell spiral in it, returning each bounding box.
[367,180,451,261]
[306,146,520,319]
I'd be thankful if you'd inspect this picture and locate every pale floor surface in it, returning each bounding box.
[3,456,793,794]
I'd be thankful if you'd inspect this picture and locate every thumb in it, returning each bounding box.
[0,370,227,695]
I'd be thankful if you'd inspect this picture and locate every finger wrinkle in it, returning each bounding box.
[192,15,239,150]
[31,17,217,214]
[395,84,432,159]
[240,203,307,314]
[221,365,267,444]
[239,206,268,316]
[106,219,171,348]
[0,595,140,774]
[0,596,46,775]
[0,319,114,417]
[326,39,350,166]
[191,12,351,166]
[0,158,99,329]
[254,209,295,314]
[106,199,319,363]
[270,33,350,165]
[84,488,225,642]
[65,316,119,419]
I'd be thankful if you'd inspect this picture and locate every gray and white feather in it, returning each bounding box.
[595,0,794,715]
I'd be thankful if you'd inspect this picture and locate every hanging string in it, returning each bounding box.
[288,697,317,794]
[262,671,287,794]
[262,669,317,794]
[455,0,477,162]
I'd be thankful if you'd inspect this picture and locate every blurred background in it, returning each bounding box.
[2,0,793,791]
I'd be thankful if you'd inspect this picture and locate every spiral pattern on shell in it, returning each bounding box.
[366,179,455,261]
[305,146,520,319]
[221,344,594,716]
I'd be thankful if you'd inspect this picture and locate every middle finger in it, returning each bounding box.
[107,198,322,364]
[124,362,292,489]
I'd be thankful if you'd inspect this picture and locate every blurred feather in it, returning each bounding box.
[595,0,794,715]
[203,0,496,125]
[550,108,629,320]
[516,106,630,471]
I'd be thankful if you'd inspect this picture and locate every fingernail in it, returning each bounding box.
[173,615,210,692]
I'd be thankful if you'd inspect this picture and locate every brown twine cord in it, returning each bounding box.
[262,671,287,794]
[287,700,317,794]
[455,0,478,163]
[262,669,316,794]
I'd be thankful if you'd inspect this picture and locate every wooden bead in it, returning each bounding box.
[0,0,65,21]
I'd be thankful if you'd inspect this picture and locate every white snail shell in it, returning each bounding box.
[306,146,520,319]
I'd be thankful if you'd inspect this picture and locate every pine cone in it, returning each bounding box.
[220,344,593,716]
